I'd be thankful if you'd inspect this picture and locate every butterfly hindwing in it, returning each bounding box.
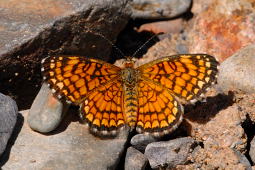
[136,78,183,136]
[80,79,125,137]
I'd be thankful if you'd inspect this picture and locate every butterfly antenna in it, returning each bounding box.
[131,33,160,58]
[85,29,126,59]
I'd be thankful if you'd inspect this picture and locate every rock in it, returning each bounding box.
[28,83,70,133]
[249,136,255,164]
[217,44,255,93]
[136,18,184,34]
[185,104,247,152]
[130,134,157,152]
[189,147,251,170]
[0,93,18,156]
[234,150,252,169]
[187,0,255,62]
[130,0,192,19]
[0,0,131,109]
[181,94,253,169]
[124,147,148,170]
[144,137,196,169]
[234,92,255,123]
[139,33,188,66]
[1,110,129,169]
[191,0,214,14]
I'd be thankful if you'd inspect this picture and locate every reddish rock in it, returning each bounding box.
[187,0,255,62]
[136,19,184,34]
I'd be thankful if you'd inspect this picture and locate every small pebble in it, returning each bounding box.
[125,147,148,170]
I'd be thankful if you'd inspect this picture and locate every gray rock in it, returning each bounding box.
[125,147,148,170]
[249,136,255,164]
[0,93,18,156]
[234,150,251,170]
[145,137,196,169]
[130,134,157,152]
[130,0,191,19]
[28,83,70,133]
[1,110,129,169]
[217,44,255,93]
[0,0,131,109]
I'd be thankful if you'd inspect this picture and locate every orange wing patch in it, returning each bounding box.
[80,79,125,137]
[136,79,183,137]
[139,54,219,102]
[41,56,121,104]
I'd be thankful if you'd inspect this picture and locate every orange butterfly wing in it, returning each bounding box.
[79,79,125,137]
[136,78,183,136]
[41,56,121,104]
[42,56,126,137]
[138,54,219,102]
[135,54,218,136]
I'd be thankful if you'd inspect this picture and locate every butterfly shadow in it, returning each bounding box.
[183,91,234,124]
[44,105,80,136]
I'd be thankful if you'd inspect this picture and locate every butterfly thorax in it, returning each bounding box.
[121,67,139,87]
[120,64,139,129]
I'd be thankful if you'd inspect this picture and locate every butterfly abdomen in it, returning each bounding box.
[121,67,139,129]
[123,85,138,128]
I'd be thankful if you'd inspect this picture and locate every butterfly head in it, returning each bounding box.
[124,57,136,68]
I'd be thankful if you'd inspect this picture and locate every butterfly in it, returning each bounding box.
[41,54,218,137]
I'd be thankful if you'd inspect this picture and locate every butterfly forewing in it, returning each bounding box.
[138,54,219,102]
[41,56,121,104]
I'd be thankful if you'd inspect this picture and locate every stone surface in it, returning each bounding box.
[130,0,192,19]
[130,134,157,152]
[235,150,252,169]
[184,147,251,170]
[180,91,254,169]
[1,110,129,169]
[144,137,196,169]
[185,104,247,152]
[234,92,255,123]
[124,147,148,170]
[217,44,255,93]
[138,33,188,66]
[187,0,255,62]
[28,83,70,133]
[191,0,214,14]
[0,93,18,156]
[136,18,184,34]
[250,136,255,164]
[0,0,131,109]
